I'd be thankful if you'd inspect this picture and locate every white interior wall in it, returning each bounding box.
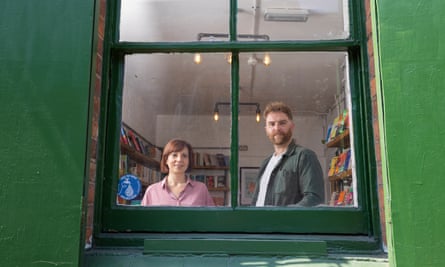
[126,112,331,204]
[155,114,327,172]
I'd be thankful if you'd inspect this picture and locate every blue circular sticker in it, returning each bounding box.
[118,174,141,200]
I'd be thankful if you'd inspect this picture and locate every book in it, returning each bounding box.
[127,130,142,152]
[328,115,340,141]
[120,127,129,145]
[216,153,226,167]
[329,191,339,206]
[216,176,226,188]
[344,186,353,205]
[209,154,219,166]
[325,125,332,143]
[328,156,338,177]
[336,191,346,205]
[206,175,215,188]
[343,149,351,171]
[194,175,205,183]
[119,154,128,176]
[223,155,230,167]
[135,136,147,155]
[203,153,212,166]
[336,151,348,174]
[337,109,349,134]
[342,109,349,131]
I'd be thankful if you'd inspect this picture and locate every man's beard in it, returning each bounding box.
[269,130,292,145]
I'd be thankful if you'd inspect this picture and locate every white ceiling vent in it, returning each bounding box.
[264,8,309,22]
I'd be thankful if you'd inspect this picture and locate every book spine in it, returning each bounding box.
[121,127,129,145]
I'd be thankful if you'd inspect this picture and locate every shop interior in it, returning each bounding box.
[117,0,356,208]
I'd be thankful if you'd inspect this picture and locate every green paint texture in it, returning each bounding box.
[375,0,445,266]
[0,0,95,266]
[2,0,445,266]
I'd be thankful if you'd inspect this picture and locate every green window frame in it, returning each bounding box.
[94,0,381,252]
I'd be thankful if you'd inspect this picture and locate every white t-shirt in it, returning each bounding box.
[255,153,283,206]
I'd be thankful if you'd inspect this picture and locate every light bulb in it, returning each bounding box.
[214,111,219,121]
[263,53,271,66]
[226,54,232,64]
[194,53,201,64]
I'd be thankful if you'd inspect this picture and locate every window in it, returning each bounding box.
[97,0,379,245]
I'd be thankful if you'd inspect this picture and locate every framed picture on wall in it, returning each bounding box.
[239,167,259,206]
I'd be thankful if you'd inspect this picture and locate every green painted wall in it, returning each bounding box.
[2,0,445,266]
[0,0,96,266]
[373,0,445,266]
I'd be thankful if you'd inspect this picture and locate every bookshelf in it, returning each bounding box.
[119,123,162,205]
[121,143,160,176]
[326,129,350,148]
[191,152,230,206]
[325,111,353,207]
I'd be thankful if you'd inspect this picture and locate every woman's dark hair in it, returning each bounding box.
[160,139,194,173]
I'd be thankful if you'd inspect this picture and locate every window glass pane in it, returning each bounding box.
[237,0,349,41]
[238,52,356,208]
[120,0,229,42]
[118,53,231,207]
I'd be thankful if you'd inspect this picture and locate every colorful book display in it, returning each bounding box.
[118,123,163,206]
[326,109,349,143]
[327,149,351,178]
[120,125,160,159]
[326,109,353,207]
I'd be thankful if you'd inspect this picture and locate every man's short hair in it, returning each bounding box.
[263,101,293,120]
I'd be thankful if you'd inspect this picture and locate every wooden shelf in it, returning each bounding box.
[326,129,350,148]
[192,164,230,206]
[194,166,229,170]
[121,143,160,170]
[328,169,352,181]
[208,187,230,192]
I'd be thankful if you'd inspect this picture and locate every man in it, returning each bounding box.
[252,101,325,207]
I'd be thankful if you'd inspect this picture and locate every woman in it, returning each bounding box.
[141,138,215,206]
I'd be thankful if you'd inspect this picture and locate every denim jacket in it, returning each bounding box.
[252,140,325,207]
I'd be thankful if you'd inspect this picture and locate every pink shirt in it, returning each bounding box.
[141,177,215,207]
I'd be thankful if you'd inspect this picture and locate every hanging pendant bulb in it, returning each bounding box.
[263,53,271,66]
[256,106,261,122]
[194,53,202,64]
[213,105,219,121]
[226,54,232,64]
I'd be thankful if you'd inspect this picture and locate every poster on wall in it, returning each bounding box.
[239,167,259,206]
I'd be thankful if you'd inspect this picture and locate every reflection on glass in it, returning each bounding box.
[116,52,356,208]
[117,53,231,207]
[237,0,349,41]
[238,52,356,207]
[120,0,229,42]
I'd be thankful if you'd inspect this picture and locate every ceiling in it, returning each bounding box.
[120,0,349,117]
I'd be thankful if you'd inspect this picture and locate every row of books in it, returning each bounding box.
[328,149,352,177]
[119,154,162,185]
[193,152,229,168]
[325,109,349,143]
[329,186,354,206]
[191,175,227,189]
[120,126,159,159]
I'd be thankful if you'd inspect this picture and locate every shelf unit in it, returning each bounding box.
[192,166,230,206]
[326,129,350,148]
[326,126,353,206]
[120,143,161,186]
[119,124,162,205]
